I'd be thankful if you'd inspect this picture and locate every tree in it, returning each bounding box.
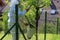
[2,0,51,39]
[19,0,51,27]
[18,0,51,40]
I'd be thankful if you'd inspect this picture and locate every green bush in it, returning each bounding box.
[0,21,3,32]
[58,18,60,33]
[46,22,56,34]
[39,22,56,34]
[2,11,8,33]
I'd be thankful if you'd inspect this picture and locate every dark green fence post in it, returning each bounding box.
[15,4,19,40]
[57,18,59,34]
[44,11,47,40]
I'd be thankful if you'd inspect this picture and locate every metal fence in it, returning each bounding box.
[0,4,60,40]
[0,4,27,40]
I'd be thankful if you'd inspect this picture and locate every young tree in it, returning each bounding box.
[3,0,51,40]
[19,0,51,40]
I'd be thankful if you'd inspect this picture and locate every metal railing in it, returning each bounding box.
[0,4,27,40]
[0,5,59,40]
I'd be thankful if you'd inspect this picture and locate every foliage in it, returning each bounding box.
[0,21,3,32]
[0,0,51,32]
[39,22,56,34]
[46,22,56,34]
[2,10,9,32]
[0,11,8,32]
[58,18,60,32]
[19,0,51,10]
[19,0,51,28]
[25,6,36,27]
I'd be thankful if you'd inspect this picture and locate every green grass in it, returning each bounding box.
[0,32,60,40]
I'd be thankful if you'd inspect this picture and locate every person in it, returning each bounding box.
[8,0,26,40]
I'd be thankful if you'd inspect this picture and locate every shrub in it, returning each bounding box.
[46,22,56,34]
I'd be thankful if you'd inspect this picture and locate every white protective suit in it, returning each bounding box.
[8,0,26,40]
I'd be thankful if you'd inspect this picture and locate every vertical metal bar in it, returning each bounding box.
[15,4,19,40]
[57,18,59,34]
[44,11,47,40]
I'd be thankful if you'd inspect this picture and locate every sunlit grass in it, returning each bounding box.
[0,32,60,40]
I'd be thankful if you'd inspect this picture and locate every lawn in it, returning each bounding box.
[0,32,60,40]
